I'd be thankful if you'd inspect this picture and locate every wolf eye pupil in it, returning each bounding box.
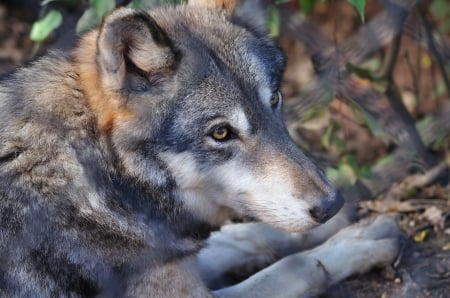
[212,127,229,141]
[270,91,281,106]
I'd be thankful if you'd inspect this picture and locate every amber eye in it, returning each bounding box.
[270,91,281,106]
[211,126,229,141]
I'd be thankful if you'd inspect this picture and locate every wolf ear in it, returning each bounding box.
[96,8,176,92]
[189,0,270,33]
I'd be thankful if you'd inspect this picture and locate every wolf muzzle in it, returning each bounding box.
[308,191,344,223]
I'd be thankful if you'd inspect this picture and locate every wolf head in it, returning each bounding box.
[74,0,343,232]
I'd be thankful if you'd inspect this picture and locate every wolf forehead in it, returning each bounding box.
[145,6,286,96]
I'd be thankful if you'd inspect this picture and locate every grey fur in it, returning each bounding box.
[0,3,346,296]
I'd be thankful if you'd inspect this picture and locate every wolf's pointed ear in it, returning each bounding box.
[96,8,176,92]
[189,0,270,33]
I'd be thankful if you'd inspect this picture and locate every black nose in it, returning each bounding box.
[309,192,344,223]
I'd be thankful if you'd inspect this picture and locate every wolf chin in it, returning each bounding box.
[0,0,400,296]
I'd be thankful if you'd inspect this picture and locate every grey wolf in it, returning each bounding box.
[0,0,399,296]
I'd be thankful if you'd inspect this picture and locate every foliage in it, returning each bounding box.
[31,0,187,42]
[430,0,450,33]
[346,0,365,22]
[299,0,316,14]
[267,6,280,37]
[32,0,367,42]
[298,0,365,21]
[76,0,115,34]
[30,9,63,42]
[326,154,374,187]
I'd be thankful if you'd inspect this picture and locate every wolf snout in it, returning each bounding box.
[308,192,344,223]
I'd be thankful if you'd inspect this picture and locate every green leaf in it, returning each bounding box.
[345,63,372,80]
[333,135,345,153]
[341,154,358,171]
[299,0,316,14]
[76,0,116,34]
[30,9,63,42]
[339,163,357,185]
[321,83,336,103]
[362,110,383,137]
[326,165,356,188]
[321,123,334,149]
[442,19,450,33]
[325,167,339,184]
[76,7,99,34]
[128,0,167,9]
[430,0,450,19]
[416,115,433,131]
[432,80,447,97]
[350,103,386,140]
[301,106,329,123]
[128,0,144,8]
[374,155,395,168]
[347,0,365,22]
[267,6,280,37]
[362,58,382,72]
[91,0,115,18]
[359,165,375,180]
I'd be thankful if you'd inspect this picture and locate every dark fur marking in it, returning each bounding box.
[107,11,183,95]
[132,10,173,48]
[123,56,169,94]
[28,247,99,297]
[0,151,22,163]
[75,216,145,250]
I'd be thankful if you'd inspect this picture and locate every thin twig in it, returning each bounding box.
[420,12,450,97]
[404,52,419,107]
[341,102,450,202]
[380,27,434,166]
[431,56,438,102]
[380,34,402,80]
[403,161,448,189]
[416,33,422,110]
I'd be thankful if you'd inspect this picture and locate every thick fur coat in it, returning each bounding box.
[0,1,399,297]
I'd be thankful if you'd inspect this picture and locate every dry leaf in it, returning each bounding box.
[413,230,430,242]
[420,206,443,227]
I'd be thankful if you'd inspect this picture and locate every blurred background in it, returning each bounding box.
[0,0,449,296]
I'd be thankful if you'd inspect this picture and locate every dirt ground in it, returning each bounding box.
[1,2,449,297]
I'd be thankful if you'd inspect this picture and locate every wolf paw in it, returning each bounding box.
[311,215,401,283]
[211,216,402,298]
[198,223,297,288]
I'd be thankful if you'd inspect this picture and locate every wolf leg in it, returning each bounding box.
[213,216,400,298]
[198,205,355,288]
